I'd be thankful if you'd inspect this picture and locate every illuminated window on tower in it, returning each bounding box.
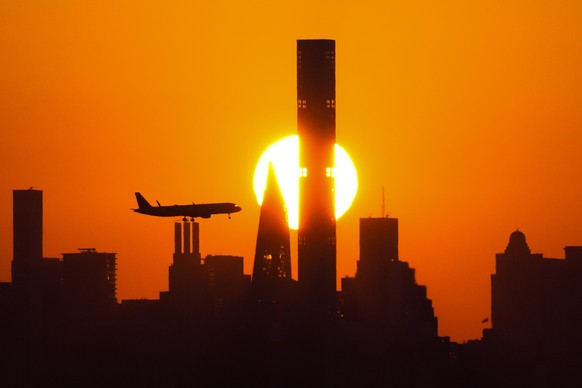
[325,50,335,64]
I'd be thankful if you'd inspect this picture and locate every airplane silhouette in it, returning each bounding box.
[133,192,242,220]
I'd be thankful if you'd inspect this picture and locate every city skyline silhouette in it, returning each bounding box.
[3,33,582,383]
[1,1,582,344]
[4,187,582,386]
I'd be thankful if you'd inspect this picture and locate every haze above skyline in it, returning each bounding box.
[1,1,581,342]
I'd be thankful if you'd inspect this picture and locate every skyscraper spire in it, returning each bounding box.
[252,163,291,296]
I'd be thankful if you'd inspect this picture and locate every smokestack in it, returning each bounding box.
[192,222,200,256]
[183,222,191,254]
[174,223,182,254]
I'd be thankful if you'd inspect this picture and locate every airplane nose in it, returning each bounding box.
[235,206,242,212]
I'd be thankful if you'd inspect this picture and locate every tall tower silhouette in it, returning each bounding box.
[297,39,337,310]
[252,164,292,298]
[12,189,43,289]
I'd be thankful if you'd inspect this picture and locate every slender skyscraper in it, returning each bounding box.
[12,189,43,289]
[13,190,43,262]
[297,39,337,309]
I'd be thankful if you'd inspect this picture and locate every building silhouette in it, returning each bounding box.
[360,216,399,262]
[491,230,582,356]
[204,254,250,319]
[457,231,582,387]
[167,221,206,305]
[10,190,118,317]
[11,189,43,290]
[62,248,117,312]
[252,164,293,301]
[161,221,251,319]
[342,217,438,342]
[339,217,443,385]
[11,189,61,315]
[297,39,337,311]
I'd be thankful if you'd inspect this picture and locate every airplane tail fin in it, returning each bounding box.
[135,192,152,209]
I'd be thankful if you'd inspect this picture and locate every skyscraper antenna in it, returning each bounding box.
[381,186,385,217]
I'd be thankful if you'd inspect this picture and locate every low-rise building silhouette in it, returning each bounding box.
[491,230,582,357]
[161,221,250,319]
[458,230,582,387]
[62,248,117,312]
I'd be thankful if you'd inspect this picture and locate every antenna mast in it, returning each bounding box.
[381,186,385,217]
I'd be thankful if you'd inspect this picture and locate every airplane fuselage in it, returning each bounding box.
[132,192,242,219]
[134,202,241,218]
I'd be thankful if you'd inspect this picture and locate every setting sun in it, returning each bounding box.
[253,135,358,230]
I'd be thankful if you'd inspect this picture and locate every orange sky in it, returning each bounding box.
[1,1,581,342]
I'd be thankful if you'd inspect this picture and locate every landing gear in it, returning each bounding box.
[182,217,188,222]
[228,214,231,219]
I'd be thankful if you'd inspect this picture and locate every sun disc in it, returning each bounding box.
[253,135,357,230]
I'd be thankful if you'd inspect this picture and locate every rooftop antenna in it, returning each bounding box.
[381,186,386,217]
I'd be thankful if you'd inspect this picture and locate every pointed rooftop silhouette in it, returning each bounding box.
[252,163,292,291]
